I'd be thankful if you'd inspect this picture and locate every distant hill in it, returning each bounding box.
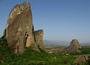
[81,43,90,46]
[44,40,70,48]
[44,40,90,48]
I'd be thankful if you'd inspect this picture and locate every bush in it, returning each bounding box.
[79,48,90,54]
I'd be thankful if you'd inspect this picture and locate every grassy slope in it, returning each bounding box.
[0,37,89,65]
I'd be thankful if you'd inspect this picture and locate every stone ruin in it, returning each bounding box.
[4,2,45,54]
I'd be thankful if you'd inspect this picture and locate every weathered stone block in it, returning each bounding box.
[34,29,46,50]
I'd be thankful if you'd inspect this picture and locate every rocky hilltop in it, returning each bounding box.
[4,2,45,54]
[63,39,81,52]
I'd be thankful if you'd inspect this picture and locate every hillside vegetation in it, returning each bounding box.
[0,37,89,65]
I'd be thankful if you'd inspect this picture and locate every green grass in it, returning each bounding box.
[0,37,89,65]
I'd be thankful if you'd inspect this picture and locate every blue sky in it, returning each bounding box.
[0,0,90,43]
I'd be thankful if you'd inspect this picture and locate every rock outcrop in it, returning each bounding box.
[63,39,81,52]
[3,29,6,37]
[4,2,45,54]
[74,56,89,65]
[34,30,45,50]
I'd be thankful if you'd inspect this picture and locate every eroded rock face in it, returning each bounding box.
[34,30,46,50]
[74,56,89,65]
[5,2,39,54]
[64,39,81,52]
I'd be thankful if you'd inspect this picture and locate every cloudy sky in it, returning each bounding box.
[0,0,90,43]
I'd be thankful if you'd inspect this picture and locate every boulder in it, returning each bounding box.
[74,56,89,65]
[34,30,46,50]
[5,2,39,54]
